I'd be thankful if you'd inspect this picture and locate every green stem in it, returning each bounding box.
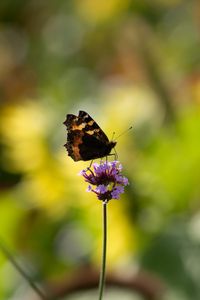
[98,200,107,300]
[0,238,48,300]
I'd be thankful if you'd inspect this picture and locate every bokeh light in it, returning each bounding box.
[0,0,200,299]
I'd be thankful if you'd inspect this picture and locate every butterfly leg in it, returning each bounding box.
[87,159,94,170]
[107,148,118,161]
[114,147,118,160]
[108,153,117,160]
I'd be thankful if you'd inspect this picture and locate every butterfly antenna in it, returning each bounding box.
[114,126,133,140]
[111,131,116,141]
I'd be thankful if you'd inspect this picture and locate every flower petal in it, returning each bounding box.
[95,184,107,194]
[86,185,92,192]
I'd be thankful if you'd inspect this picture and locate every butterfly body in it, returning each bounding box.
[63,110,116,161]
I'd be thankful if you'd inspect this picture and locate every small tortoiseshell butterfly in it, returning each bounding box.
[63,110,116,161]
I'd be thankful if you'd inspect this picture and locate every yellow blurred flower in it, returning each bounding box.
[0,101,49,172]
[0,101,87,215]
[75,0,130,23]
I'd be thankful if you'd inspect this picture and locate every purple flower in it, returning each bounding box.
[95,184,108,194]
[111,186,124,199]
[80,161,129,201]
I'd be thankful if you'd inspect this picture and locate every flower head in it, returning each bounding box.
[80,161,129,201]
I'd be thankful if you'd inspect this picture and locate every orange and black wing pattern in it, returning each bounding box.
[63,110,116,161]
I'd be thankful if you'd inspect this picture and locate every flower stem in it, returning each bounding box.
[98,200,107,300]
[0,238,48,300]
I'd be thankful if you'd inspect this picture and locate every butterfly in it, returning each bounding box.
[63,110,116,161]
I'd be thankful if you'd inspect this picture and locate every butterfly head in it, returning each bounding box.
[109,140,117,150]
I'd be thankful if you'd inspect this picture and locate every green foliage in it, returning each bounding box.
[0,0,200,299]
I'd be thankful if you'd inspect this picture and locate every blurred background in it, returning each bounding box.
[0,0,200,299]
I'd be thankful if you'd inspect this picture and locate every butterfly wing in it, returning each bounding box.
[78,111,109,144]
[63,111,114,161]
